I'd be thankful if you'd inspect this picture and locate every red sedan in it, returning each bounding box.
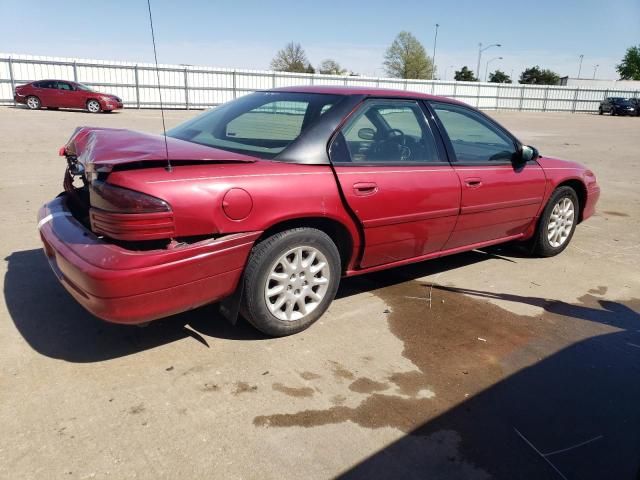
[38,86,600,336]
[14,80,123,113]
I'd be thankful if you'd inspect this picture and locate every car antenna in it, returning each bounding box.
[146,0,172,172]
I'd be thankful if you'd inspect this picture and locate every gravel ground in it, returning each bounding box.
[0,106,638,480]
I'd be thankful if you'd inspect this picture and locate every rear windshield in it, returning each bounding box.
[167,92,342,159]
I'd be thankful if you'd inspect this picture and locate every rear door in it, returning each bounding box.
[330,99,460,269]
[429,101,546,249]
[35,80,57,106]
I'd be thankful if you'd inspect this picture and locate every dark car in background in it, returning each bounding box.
[628,97,640,116]
[14,80,123,113]
[598,97,636,116]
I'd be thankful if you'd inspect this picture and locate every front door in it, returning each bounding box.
[330,99,460,269]
[55,81,81,108]
[429,101,546,249]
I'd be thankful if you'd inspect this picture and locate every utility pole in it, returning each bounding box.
[432,23,440,80]
[477,42,501,80]
[593,64,599,79]
[577,54,584,79]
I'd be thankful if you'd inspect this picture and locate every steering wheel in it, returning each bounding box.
[374,128,412,161]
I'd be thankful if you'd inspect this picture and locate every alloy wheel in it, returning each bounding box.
[87,100,100,113]
[547,197,575,248]
[264,246,330,321]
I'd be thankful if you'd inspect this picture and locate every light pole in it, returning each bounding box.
[577,54,584,79]
[432,23,440,80]
[485,56,503,82]
[476,42,501,80]
[592,64,599,79]
[444,65,455,80]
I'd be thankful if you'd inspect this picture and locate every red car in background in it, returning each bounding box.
[37,86,600,336]
[14,80,123,113]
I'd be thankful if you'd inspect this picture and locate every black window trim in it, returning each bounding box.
[328,97,451,167]
[425,100,524,167]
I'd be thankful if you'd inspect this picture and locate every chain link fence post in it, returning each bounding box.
[184,67,189,110]
[134,64,140,109]
[8,57,16,106]
[232,70,237,99]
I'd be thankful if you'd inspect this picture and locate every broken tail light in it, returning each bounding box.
[89,182,175,241]
[90,181,170,214]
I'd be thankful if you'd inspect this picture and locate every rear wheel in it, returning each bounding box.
[86,99,101,113]
[26,96,41,110]
[532,186,579,257]
[241,228,341,336]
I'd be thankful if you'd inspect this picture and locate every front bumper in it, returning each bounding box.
[38,195,260,324]
[582,185,601,221]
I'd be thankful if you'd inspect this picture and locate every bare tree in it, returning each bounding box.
[271,42,310,73]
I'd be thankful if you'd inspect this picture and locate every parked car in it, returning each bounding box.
[598,97,636,116]
[38,86,600,336]
[14,80,123,113]
[628,97,640,116]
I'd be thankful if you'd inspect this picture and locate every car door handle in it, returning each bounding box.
[353,182,378,196]
[464,178,482,188]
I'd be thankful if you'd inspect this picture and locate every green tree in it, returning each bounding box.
[488,69,512,83]
[271,42,310,73]
[318,59,346,75]
[305,63,315,74]
[616,45,640,80]
[383,31,434,79]
[454,66,477,81]
[518,66,560,85]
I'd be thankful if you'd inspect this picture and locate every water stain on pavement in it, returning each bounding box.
[348,377,389,394]
[254,280,639,435]
[233,382,258,395]
[602,211,629,217]
[272,382,315,398]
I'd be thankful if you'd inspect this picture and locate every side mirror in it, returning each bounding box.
[518,145,539,164]
[358,127,376,141]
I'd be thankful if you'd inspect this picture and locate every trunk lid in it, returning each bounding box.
[64,127,257,172]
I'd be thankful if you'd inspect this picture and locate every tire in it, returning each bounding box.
[86,99,101,113]
[241,228,341,336]
[532,186,579,257]
[598,107,603,115]
[26,96,41,110]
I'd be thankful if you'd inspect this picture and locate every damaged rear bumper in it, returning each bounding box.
[38,195,260,324]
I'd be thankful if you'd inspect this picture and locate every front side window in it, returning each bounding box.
[75,83,94,92]
[431,102,517,163]
[332,100,440,164]
[167,92,341,159]
[57,81,73,91]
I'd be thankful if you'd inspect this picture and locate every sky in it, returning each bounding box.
[1,0,638,81]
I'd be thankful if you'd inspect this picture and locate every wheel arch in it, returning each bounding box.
[555,179,587,222]
[256,217,355,272]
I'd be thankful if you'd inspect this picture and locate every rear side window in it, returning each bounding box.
[167,92,341,159]
[431,102,516,163]
[333,99,441,164]
[35,80,56,89]
[226,101,306,141]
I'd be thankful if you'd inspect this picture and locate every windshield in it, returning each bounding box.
[167,92,342,159]
[76,83,95,92]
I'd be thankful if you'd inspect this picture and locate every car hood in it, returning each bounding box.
[64,127,257,171]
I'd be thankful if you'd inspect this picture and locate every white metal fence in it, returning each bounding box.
[2,53,639,112]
